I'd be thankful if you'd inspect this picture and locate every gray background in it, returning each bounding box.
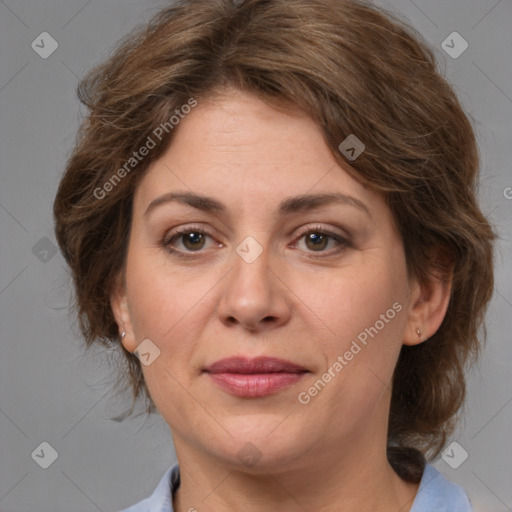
[0,0,511,511]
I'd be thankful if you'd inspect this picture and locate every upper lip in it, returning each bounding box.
[203,356,308,374]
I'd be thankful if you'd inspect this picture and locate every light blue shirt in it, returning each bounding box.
[119,462,472,511]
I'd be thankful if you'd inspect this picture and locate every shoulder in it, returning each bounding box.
[410,463,473,512]
[119,463,180,512]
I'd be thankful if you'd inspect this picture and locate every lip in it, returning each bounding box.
[203,356,309,398]
[204,356,307,374]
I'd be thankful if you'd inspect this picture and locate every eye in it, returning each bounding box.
[162,226,218,255]
[161,224,351,258]
[293,225,351,255]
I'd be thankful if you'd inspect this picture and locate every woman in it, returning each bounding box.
[53,0,495,510]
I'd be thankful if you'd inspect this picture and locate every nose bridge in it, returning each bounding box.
[234,235,272,295]
[216,232,291,330]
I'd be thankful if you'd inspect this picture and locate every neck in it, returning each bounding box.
[172,439,420,512]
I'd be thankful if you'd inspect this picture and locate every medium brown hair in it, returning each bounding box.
[53,0,495,481]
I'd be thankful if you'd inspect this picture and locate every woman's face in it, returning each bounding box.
[113,89,425,472]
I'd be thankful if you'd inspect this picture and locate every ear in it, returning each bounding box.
[403,252,453,346]
[110,270,137,353]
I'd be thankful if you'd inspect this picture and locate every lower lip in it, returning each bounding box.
[206,372,307,398]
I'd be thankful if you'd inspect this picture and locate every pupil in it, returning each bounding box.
[185,232,203,249]
[307,233,326,250]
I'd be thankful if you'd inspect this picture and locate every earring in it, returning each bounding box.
[416,328,422,338]
[121,332,126,339]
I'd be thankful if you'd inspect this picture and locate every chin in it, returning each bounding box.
[213,425,308,471]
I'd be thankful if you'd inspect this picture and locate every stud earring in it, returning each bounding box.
[416,328,422,338]
[121,331,126,339]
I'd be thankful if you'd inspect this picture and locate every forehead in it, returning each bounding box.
[133,90,383,220]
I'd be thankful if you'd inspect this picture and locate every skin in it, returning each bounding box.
[112,89,452,512]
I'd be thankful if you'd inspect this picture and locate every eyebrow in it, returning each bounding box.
[143,191,371,219]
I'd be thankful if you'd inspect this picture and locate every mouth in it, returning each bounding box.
[203,356,309,398]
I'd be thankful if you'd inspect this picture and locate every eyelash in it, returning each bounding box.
[161,224,352,259]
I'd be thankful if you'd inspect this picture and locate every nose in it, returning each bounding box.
[216,243,292,332]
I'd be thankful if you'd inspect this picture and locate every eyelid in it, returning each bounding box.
[163,224,210,242]
[293,223,350,242]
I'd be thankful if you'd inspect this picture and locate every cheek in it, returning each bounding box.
[124,254,205,406]
[124,240,193,338]
[125,266,180,340]
[124,247,218,368]
[305,275,407,418]
[306,252,409,366]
